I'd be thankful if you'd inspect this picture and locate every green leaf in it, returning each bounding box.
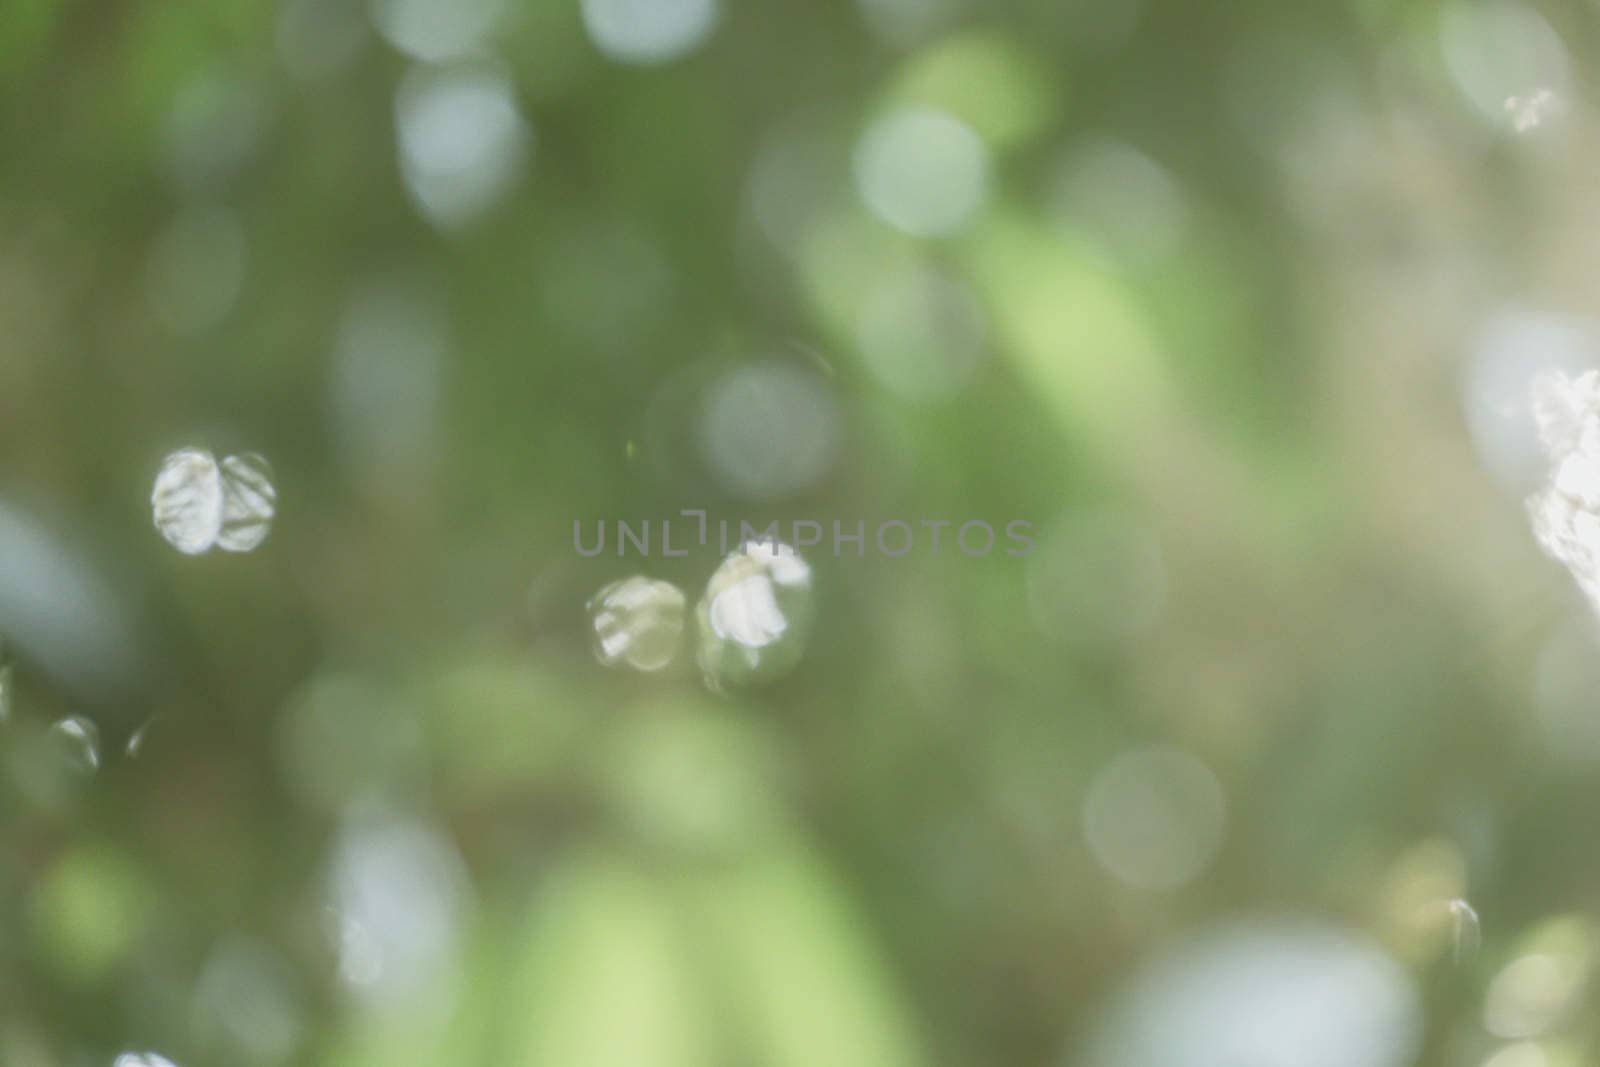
[506,849,713,1067]
[683,838,927,1067]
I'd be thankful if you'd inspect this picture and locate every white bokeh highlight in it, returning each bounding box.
[696,541,815,688]
[395,63,531,230]
[152,448,276,556]
[1505,88,1565,133]
[49,715,101,775]
[1082,746,1225,891]
[589,575,687,671]
[329,816,470,1009]
[114,1054,180,1067]
[1527,370,1600,613]
[1461,309,1600,494]
[152,448,225,555]
[217,453,277,552]
[699,359,840,500]
[853,108,989,237]
[1440,2,1570,128]
[580,0,719,65]
[1082,919,1422,1067]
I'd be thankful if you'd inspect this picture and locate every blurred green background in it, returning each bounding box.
[4,0,1600,1065]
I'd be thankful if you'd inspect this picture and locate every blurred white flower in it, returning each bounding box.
[1505,88,1564,133]
[1531,370,1600,459]
[1527,370,1600,610]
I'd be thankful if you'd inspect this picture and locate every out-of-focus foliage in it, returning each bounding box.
[4,0,1600,1065]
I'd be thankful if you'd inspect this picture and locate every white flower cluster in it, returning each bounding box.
[1528,370,1600,609]
[151,448,276,556]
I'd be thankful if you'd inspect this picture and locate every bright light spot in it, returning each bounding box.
[1082,919,1422,1067]
[1527,370,1600,612]
[1505,88,1564,133]
[329,817,469,1008]
[114,1054,180,1067]
[1531,368,1600,461]
[853,108,989,237]
[331,276,446,499]
[152,449,222,555]
[277,0,368,82]
[1441,3,1570,128]
[395,63,530,230]
[49,716,101,775]
[697,541,815,688]
[855,264,986,402]
[125,718,155,759]
[699,358,840,500]
[192,937,306,1064]
[217,453,276,552]
[152,448,276,555]
[1485,953,1584,1038]
[0,502,139,702]
[145,205,247,335]
[580,0,719,65]
[1052,140,1188,270]
[370,0,502,62]
[1460,308,1600,494]
[1082,746,1225,891]
[589,576,687,672]
[749,539,811,587]
[1449,899,1483,964]
[709,571,787,647]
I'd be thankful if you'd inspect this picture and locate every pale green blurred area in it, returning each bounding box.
[4,0,1600,1065]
